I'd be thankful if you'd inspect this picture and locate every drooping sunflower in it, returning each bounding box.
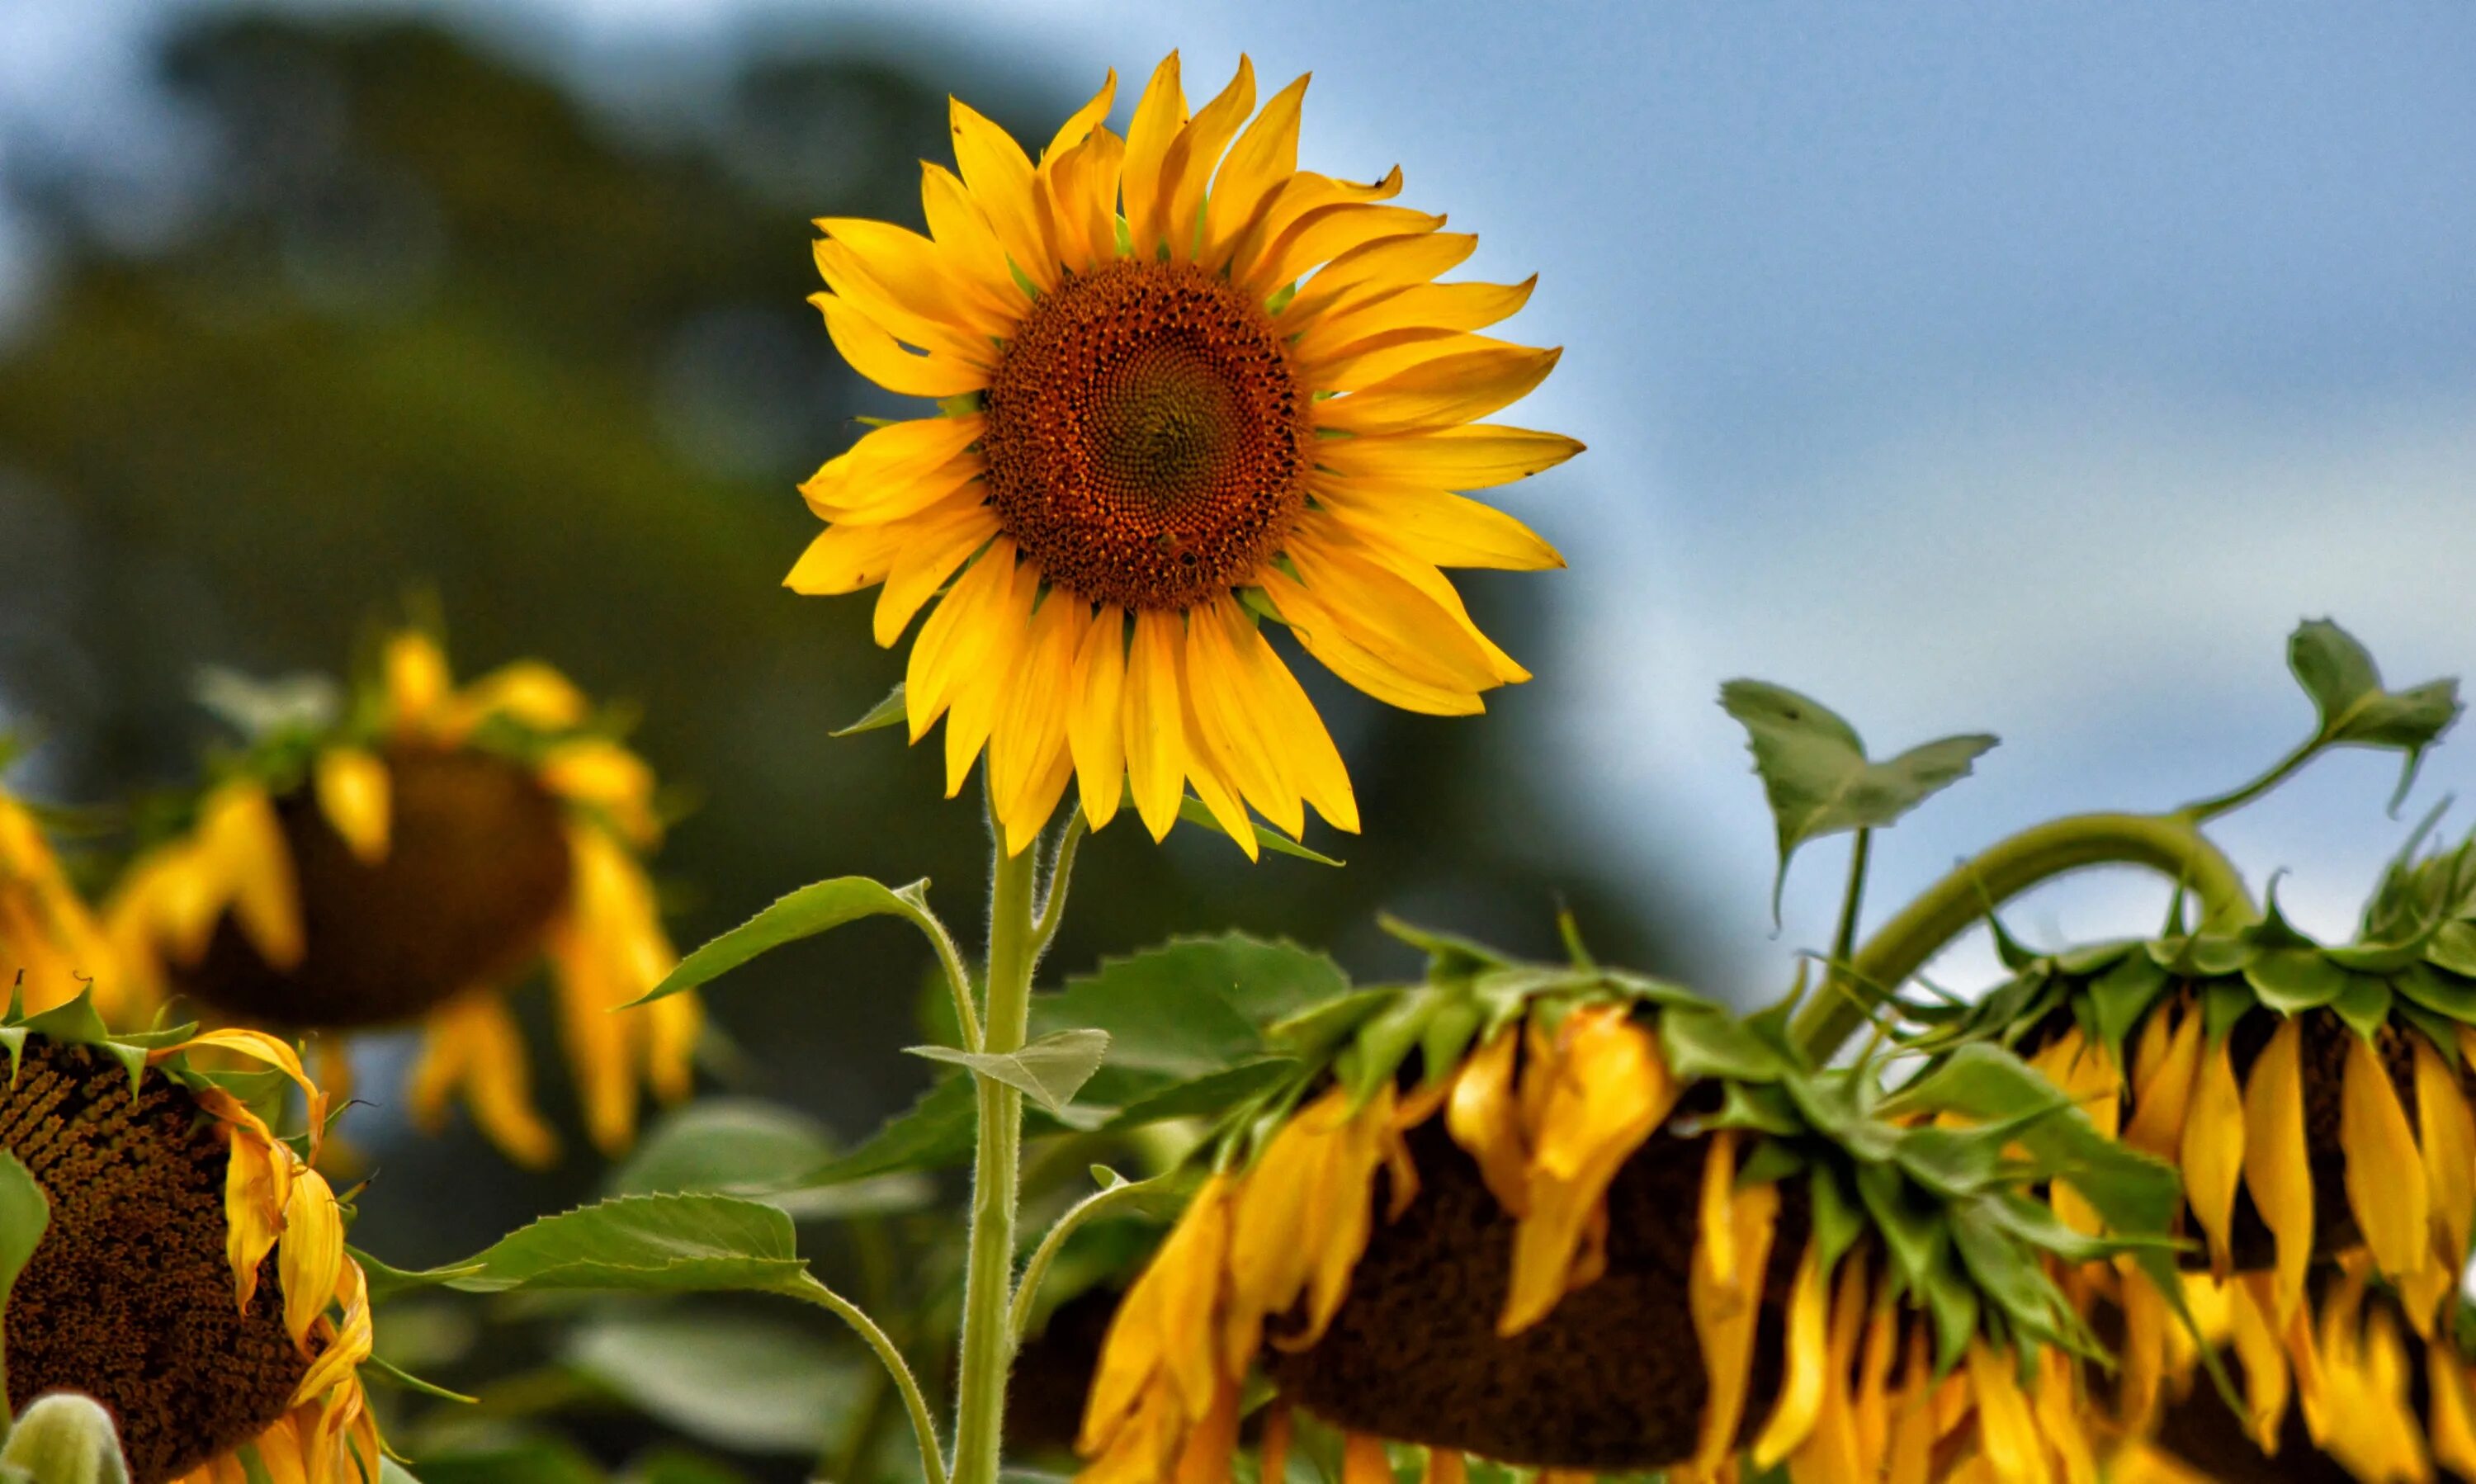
[0,783,129,1018]
[791,53,1579,856]
[1924,834,2476,1440]
[1075,927,2181,1483]
[106,629,699,1166]
[0,998,387,1484]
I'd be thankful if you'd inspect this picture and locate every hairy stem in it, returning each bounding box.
[1792,811,2256,1061]
[790,1274,947,1484]
[949,818,1041,1484]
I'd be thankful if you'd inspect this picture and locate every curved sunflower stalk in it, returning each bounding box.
[1073,924,2186,1484]
[104,625,699,1165]
[0,992,399,1484]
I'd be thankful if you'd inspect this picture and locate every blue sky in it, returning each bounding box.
[7,0,2475,1000]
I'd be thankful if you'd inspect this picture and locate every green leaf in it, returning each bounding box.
[2086,952,2171,1064]
[1029,934,1345,1105]
[2246,949,2347,1014]
[1718,679,1997,916]
[629,877,928,1006]
[1336,989,1437,1101]
[565,1310,867,1454]
[1855,1160,1945,1294]
[2289,618,2464,810]
[2331,975,2394,1042]
[447,1194,808,1296]
[609,1099,932,1222]
[404,1440,602,1484]
[1174,796,1343,865]
[1658,1005,1788,1084]
[909,1028,1113,1116]
[2394,963,2476,1022]
[1949,1199,2081,1354]
[776,1074,1093,1191]
[349,1245,482,1302]
[1097,1059,1300,1132]
[0,1150,49,1413]
[1809,1166,1865,1271]
[830,682,908,737]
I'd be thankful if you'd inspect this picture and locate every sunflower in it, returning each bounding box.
[105,629,699,1166]
[1925,840,2476,1439]
[0,784,127,1018]
[0,998,385,1484]
[790,53,1579,857]
[1075,929,2178,1483]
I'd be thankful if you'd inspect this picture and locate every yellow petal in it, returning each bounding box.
[1152,56,1255,261]
[1184,597,1304,839]
[1293,277,1538,364]
[1312,476,1564,573]
[1687,1146,1780,1477]
[309,749,390,865]
[1169,1377,1239,1484]
[411,993,559,1168]
[1964,1342,2047,1484]
[786,521,905,596]
[813,236,1000,363]
[1122,610,1188,841]
[201,782,304,971]
[1047,69,1118,158]
[384,631,451,730]
[1317,346,1564,437]
[2341,1031,2430,1282]
[947,97,1047,289]
[874,505,1001,646]
[1420,1451,1468,1484]
[1316,422,1585,491]
[1445,1028,1529,1212]
[1500,1011,1675,1334]
[1238,197,1440,300]
[1121,53,1188,259]
[1282,532,1514,694]
[2122,1000,2202,1160]
[991,595,1088,855]
[1753,1232,1832,1467]
[905,541,1018,740]
[1283,231,1480,326]
[1218,598,1357,833]
[941,555,1039,799]
[810,293,986,399]
[1340,1435,1392,1484]
[2225,1275,2291,1452]
[1260,568,1486,716]
[1066,607,1128,829]
[816,215,1015,341]
[2241,1015,2313,1324]
[2181,1035,2247,1277]
[538,737,661,844]
[277,1165,345,1350]
[2430,1345,2476,1481]
[1200,72,1307,262]
[2415,1033,2475,1289]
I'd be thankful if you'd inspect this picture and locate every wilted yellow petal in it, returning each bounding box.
[312,747,391,864]
[2341,1033,2429,1283]
[277,1166,345,1351]
[1685,1156,1779,1477]
[2414,1034,2476,1288]
[1444,1028,1528,1213]
[2241,1016,2313,1324]
[2123,1001,2202,1160]
[1753,1231,1831,1467]
[2226,1274,2291,1452]
[2430,1345,2476,1481]
[2181,1036,2247,1277]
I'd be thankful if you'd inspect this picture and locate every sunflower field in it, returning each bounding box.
[1,7,2471,1483]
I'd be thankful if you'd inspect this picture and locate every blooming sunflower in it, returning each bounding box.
[1074,928,2181,1483]
[0,998,385,1484]
[0,783,129,1018]
[791,53,1579,857]
[105,629,698,1166]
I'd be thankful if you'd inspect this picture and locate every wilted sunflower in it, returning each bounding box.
[2101,1264,2476,1484]
[791,53,1578,856]
[1928,837,2476,1435]
[1075,929,2179,1483]
[0,784,127,1017]
[106,630,698,1165]
[0,1000,385,1484]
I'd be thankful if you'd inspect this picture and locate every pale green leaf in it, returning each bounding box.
[830,682,908,737]
[565,1311,866,1454]
[1718,679,1996,915]
[608,1099,931,1222]
[908,1028,1112,1115]
[1174,796,1344,866]
[2289,618,2464,810]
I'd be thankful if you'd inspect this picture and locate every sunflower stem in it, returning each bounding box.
[1791,811,2256,1063]
[949,807,1042,1484]
[788,1273,947,1484]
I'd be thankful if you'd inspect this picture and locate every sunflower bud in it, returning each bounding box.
[1,1392,133,1484]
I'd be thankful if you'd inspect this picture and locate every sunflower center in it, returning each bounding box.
[0,1038,309,1484]
[981,259,1311,612]
[178,744,574,1028]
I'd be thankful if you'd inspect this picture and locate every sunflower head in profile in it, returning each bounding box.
[1926,834,2476,1447]
[1074,926,2181,1483]
[0,998,385,1484]
[0,782,126,1018]
[791,53,1580,857]
[105,628,699,1166]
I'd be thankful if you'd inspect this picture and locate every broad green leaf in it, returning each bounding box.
[447,1194,807,1296]
[1097,1059,1299,1132]
[830,682,908,737]
[1030,935,1346,1105]
[1949,1200,2081,1354]
[629,877,928,1006]
[403,1440,601,1484]
[777,1073,1090,1190]
[1175,796,1344,866]
[1657,1005,1788,1083]
[565,1311,867,1453]
[2245,949,2347,1014]
[909,1028,1112,1115]
[610,1099,931,1222]
[0,1150,48,1413]
[1718,679,1996,915]
[2289,618,2464,809]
